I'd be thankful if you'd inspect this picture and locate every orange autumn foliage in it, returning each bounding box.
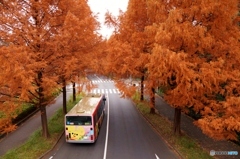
[0,0,99,137]
[147,0,240,140]
[0,0,239,142]
[0,46,35,134]
[105,0,153,105]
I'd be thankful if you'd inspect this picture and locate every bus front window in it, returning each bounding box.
[66,116,92,126]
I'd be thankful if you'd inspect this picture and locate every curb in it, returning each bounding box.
[0,108,40,140]
[38,131,65,159]
[0,92,62,140]
[130,99,184,159]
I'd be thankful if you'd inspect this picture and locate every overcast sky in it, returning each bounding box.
[87,0,129,38]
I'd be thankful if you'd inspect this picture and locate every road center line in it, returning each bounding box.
[103,94,110,159]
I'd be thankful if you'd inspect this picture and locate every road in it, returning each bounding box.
[43,75,179,159]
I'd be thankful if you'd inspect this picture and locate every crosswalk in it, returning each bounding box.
[89,88,121,94]
[91,80,114,84]
[66,86,121,94]
[66,79,119,94]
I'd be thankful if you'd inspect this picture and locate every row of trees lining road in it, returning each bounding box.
[105,0,152,106]
[0,0,101,138]
[0,0,239,142]
[104,0,240,141]
[147,0,240,140]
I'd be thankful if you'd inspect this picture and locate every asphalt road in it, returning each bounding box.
[42,75,179,159]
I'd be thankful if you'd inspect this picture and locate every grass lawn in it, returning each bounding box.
[132,92,213,159]
[1,94,83,159]
[2,91,213,159]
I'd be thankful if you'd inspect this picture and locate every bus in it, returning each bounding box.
[65,93,106,143]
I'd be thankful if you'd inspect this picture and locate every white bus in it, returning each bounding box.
[65,93,106,143]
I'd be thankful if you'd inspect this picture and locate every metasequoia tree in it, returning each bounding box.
[0,0,70,138]
[103,35,139,98]
[0,46,35,134]
[89,38,111,75]
[147,0,240,139]
[105,35,133,75]
[51,0,100,114]
[105,0,156,110]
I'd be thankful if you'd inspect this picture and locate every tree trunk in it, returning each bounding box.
[149,107,155,114]
[149,87,155,114]
[73,82,76,102]
[62,79,67,114]
[140,75,144,101]
[40,104,49,138]
[173,108,181,135]
[38,72,49,138]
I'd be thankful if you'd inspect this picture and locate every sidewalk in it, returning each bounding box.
[0,92,72,156]
[1,89,239,159]
[155,96,240,159]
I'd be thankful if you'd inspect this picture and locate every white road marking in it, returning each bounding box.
[117,89,120,94]
[89,89,122,94]
[103,95,110,159]
[155,154,160,159]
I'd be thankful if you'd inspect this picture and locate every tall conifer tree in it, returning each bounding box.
[147,0,240,139]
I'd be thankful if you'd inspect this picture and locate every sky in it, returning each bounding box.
[87,0,129,38]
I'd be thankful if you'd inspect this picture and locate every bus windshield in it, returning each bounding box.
[66,116,92,126]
